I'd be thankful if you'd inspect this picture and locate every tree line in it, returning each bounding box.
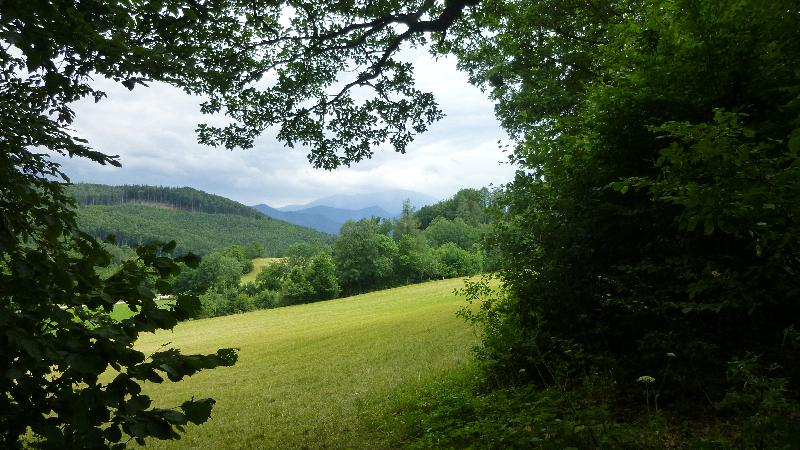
[67,183,264,219]
[172,190,492,318]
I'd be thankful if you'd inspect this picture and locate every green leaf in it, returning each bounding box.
[176,252,201,269]
[159,409,187,425]
[175,294,201,319]
[703,219,715,235]
[104,424,122,442]
[126,395,152,414]
[788,128,800,155]
[162,240,177,254]
[180,398,216,425]
[147,419,178,440]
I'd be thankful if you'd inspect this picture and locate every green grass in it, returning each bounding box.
[131,278,477,449]
[240,257,283,284]
[110,299,172,321]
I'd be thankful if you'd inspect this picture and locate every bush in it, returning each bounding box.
[402,367,667,450]
[435,243,482,278]
[199,287,255,317]
[198,291,226,318]
[255,262,290,292]
[305,252,340,300]
[253,289,282,309]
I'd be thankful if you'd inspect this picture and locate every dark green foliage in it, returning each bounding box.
[0,228,238,446]
[174,250,249,293]
[67,184,264,219]
[285,242,322,265]
[334,219,400,295]
[405,377,617,449]
[414,188,497,271]
[216,245,255,274]
[304,252,341,301]
[430,0,800,445]
[713,353,800,448]
[434,243,482,278]
[76,203,333,256]
[416,188,493,229]
[395,234,440,284]
[333,216,486,295]
[194,249,341,319]
[252,289,282,310]
[243,242,265,260]
[173,245,263,318]
[280,266,316,305]
[199,288,256,317]
[256,263,291,292]
[423,217,484,251]
[262,251,340,305]
[1,0,259,443]
[394,199,421,240]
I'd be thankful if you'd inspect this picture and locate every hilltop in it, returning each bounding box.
[68,184,332,255]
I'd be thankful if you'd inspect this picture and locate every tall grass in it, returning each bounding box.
[132,278,477,449]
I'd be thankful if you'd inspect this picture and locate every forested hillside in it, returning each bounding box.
[67,183,263,218]
[70,185,333,255]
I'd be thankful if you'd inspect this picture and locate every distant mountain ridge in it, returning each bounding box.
[250,204,342,234]
[251,203,395,234]
[278,189,437,215]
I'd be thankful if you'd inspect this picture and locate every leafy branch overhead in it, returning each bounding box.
[193,0,480,168]
[1,0,481,170]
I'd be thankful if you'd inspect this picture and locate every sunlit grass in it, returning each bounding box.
[110,299,171,321]
[133,278,477,449]
[240,257,283,284]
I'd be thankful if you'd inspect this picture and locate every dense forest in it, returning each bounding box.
[70,184,333,256]
[67,183,264,219]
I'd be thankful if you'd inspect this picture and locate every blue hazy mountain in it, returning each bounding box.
[251,203,396,234]
[277,189,437,215]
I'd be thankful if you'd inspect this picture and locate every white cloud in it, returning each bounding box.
[55,52,515,207]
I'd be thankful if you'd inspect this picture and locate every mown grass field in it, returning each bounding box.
[240,257,283,284]
[111,299,171,321]
[132,278,477,449]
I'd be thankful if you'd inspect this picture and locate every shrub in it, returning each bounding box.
[435,243,482,278]
[253,289,282,309]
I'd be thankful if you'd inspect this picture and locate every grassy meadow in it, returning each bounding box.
[130,278,477,449]
[240,257,283,284]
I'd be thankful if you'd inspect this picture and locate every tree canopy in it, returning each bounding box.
[4,0,799,447]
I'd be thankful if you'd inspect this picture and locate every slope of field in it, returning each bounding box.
[76,204,333,255]
[132,278,476,449]
[240,257,283,284]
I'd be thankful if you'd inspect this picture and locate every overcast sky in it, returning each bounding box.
[53,52,516,207]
